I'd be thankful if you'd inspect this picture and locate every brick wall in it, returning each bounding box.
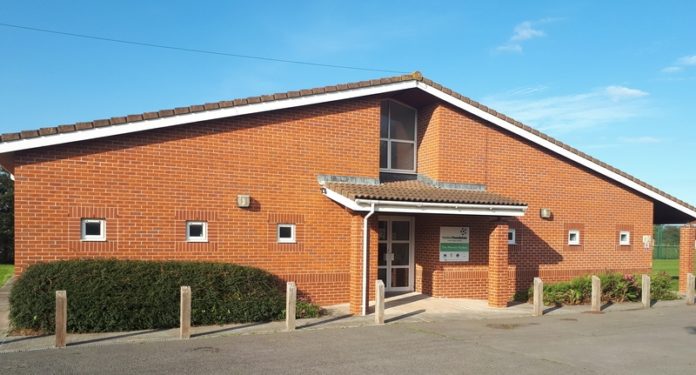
[13,95,656,308]
[13,98,383,306]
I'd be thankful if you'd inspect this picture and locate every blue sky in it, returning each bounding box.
[1,1,695,203]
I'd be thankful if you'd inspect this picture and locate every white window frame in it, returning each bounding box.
[380,99,418,174]
[508,228,516,245]
[81,219,106,242]
[619,231,631,246]
[277,224,296,244]
[186,221,208,243]
[568,230,581,246]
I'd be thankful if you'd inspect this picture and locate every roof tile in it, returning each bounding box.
[142,112,159,120]
[39,127,58,136]
[93,119,112,127]
[324,180,525,206]
[74,122,93,130]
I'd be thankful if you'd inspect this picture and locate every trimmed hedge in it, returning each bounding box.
[517,271,678,305]
[10,260,304,333]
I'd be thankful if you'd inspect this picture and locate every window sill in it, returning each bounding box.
[380,169,416,175]
[81,239,107,242]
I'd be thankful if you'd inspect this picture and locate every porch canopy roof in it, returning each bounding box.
[321,180,527,217]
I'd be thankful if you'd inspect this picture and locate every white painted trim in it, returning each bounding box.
[0,81,419,154]
[186,221,208,243]
[81,218,106,242]
[415,81,696,220]
[277,223,297,244]
[619,231,631,246]
[2,76,693,219]
[321,187,527,217]
[377,216,415,293]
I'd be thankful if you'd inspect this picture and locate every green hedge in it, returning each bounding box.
[10,260,303,333]
[517,271,678,305]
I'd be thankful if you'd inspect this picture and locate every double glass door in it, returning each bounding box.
[378,217,414,292]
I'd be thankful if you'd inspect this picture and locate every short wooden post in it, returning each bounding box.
[591,276,601,313]
[687,273,695,306]
[533,277,544,317]
[641,274,651,308]
[180,286,191,339]
[286,282,296,331]
[55,290,67,348]
[375,280,385,324]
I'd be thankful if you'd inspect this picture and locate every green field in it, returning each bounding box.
[0,264,13,287]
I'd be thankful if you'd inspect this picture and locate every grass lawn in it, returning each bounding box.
[0,264,13,287]
[652,258,696,291]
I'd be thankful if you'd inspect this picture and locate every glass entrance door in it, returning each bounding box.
[378,217,414,292]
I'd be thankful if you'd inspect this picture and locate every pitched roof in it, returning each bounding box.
[323,180,526,206]
[0,74,419,143]
[0,71,693,219]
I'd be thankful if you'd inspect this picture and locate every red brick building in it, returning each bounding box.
[1,72,694,315]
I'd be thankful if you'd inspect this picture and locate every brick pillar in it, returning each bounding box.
[348,214,378,315]
[679,225,696,294]
[488,222,509,308]
[349,214,364,315]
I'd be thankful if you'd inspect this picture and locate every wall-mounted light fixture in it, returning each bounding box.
[540,208,552,219]
[237,195,251,208]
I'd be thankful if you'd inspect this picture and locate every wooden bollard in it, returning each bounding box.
[533,277,544,317]
[55,290,67,348]
[641,274,651,308]
[286,282,296,331]
[591,276,601,313]
[180,286,191,339]
[687,273,695,306]
[375,280,385,324]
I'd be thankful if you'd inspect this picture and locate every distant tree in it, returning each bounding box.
[0,170,13,263]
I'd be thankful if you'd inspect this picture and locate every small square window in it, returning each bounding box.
[568,230,580,246]
[619,231,631,246]
[277,224,296,244]
[186,221,208,242]
[508,229,516,245]
[81,219,106,241]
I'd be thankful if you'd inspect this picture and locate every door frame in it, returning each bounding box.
[378,215,415,292]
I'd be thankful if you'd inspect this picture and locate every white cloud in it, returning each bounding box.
[619,136,663,144]
[677,55,696,66]
[661,66,683,74]
[483,85,651,133]
[661,55,696,73]
[510,21,545,41]
[496,43,523,53]
[605,86,649,101]
[496,19,553,53]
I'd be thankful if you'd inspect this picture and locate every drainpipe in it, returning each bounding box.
[362,203,376,316]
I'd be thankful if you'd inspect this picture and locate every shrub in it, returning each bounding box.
[10,260,299,333]
[649,271,678,300]
[523,272,669,306]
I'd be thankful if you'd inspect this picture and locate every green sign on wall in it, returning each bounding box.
[439,226,470,262]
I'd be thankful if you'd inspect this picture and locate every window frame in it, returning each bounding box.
[81,218,106,242]
[567,229,581,246]
[619,231,631,246]
[186,221,208,243]
[379,99,418,174]
[507,228,516,245]
[277,224,296,244]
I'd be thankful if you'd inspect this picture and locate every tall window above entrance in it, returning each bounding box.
[380,100,417,173]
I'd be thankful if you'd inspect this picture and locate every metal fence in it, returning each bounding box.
[653,244,679,259]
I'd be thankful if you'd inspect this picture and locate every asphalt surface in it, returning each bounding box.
[1,304,695,374]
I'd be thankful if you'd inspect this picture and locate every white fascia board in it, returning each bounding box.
[0,81,419,154]
[322,187,527,217]
[415,81,696,220]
